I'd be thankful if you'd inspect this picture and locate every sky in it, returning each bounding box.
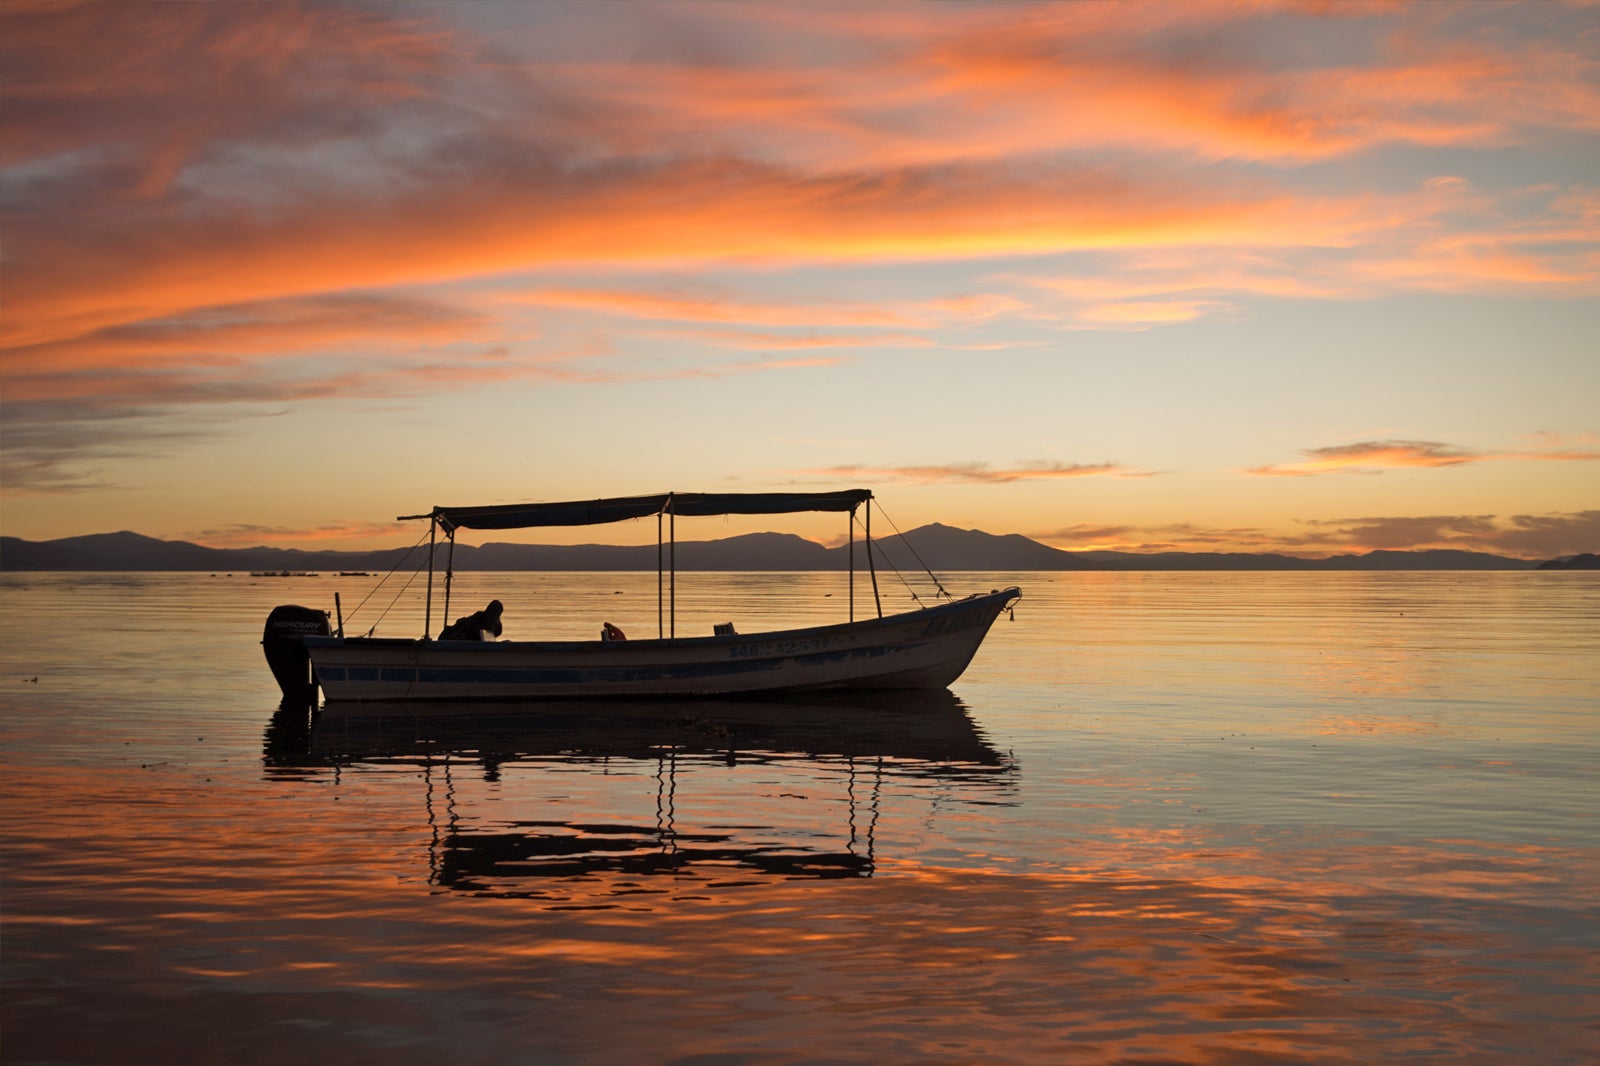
[2,0,1597,559]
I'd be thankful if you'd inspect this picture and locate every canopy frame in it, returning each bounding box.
[400,490,881,639]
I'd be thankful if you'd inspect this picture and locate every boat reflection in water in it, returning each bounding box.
[264,691,1014,898]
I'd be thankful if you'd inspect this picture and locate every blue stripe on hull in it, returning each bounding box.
[319,641,918,689]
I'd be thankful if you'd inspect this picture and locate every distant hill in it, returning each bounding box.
[1074,547,1538,572]
[0,531,417,573]
[2,531,225,570]
[844,523,1094,573]
[0,526,1556,572]
[1536,553,1600,570]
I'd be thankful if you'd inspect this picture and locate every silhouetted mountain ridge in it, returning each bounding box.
[1536,552,1600,570]
[0,526,1559,571]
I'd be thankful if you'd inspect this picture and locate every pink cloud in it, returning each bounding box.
[512,288,913,328]
[799,461,1142,485]
[0,293,492,379]
[1075,299,1239,328]
[1248,438,1600,477]
[1030,521,1286,553]
[189,520,413,548]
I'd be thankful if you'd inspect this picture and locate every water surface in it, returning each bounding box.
[3,571,1596,1063]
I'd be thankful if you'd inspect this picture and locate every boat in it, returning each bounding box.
[264,489,1019,705]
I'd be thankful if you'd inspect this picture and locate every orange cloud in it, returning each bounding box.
[1031,522,1286,554]
[513,288,1030,349]
[0,293,493,379]
[1075,299,1238,328]
[800,462,1142,485]
[1249,440,1480,476]
[508,289,932,351]
[189,520,412,548]
[512,288,912,328]
[7,345,838,411]
[5,158,1333,356]
[667,355,844,379]
[896,8,1600,167]
[1011,178,1600,328]
[566,2,1600,171]
[1248,439,1600,477]
[658,328,925,352]
[1,351,526,408]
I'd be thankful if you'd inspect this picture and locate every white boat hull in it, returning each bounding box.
[305,587,1019,703]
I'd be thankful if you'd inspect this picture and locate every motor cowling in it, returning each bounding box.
[263,604,331,707]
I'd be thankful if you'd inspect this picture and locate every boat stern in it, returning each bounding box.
[262,604,331,707]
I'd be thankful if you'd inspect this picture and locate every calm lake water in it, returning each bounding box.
[2,570,1596,1064]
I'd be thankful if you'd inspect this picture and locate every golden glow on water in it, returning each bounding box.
[2,571,1597,1062]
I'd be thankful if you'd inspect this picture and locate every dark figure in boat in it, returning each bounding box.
[439,599,504,641]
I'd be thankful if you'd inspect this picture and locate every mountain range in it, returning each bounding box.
[1,524,1573,572]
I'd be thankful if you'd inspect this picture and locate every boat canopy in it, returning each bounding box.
[413,489,873,532]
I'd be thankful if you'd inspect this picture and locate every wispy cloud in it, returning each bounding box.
[1247,438,1600,477]
[511,285,1031,352]
[1030,510,1600,559]
[1248,440,1481,477]
[648,327,925,353]
[564,1,1600,169]
[0,348,837,493]
[1,292,494,384]
[511,288,913,328]
[0,403,222,495]
[800,461,1145,485]
[1030,521,1285,553]
[187,520,414,548]
[1012,178,1600,330]
[1291,511,1600,558]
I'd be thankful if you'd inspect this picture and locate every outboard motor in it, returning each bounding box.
[263,604,331,708]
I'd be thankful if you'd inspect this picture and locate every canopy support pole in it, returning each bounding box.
[441,529,457,629]
[424,518,437,637]
[657,510,664,639]
[867,499,882,618]
[670,506,677,639]
[848,508,855,623]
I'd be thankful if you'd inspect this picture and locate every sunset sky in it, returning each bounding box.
[2,0,1597,559]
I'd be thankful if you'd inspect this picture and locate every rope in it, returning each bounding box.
[367,562,428,637]
[338,527,432,635]
[855,503,951,607]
